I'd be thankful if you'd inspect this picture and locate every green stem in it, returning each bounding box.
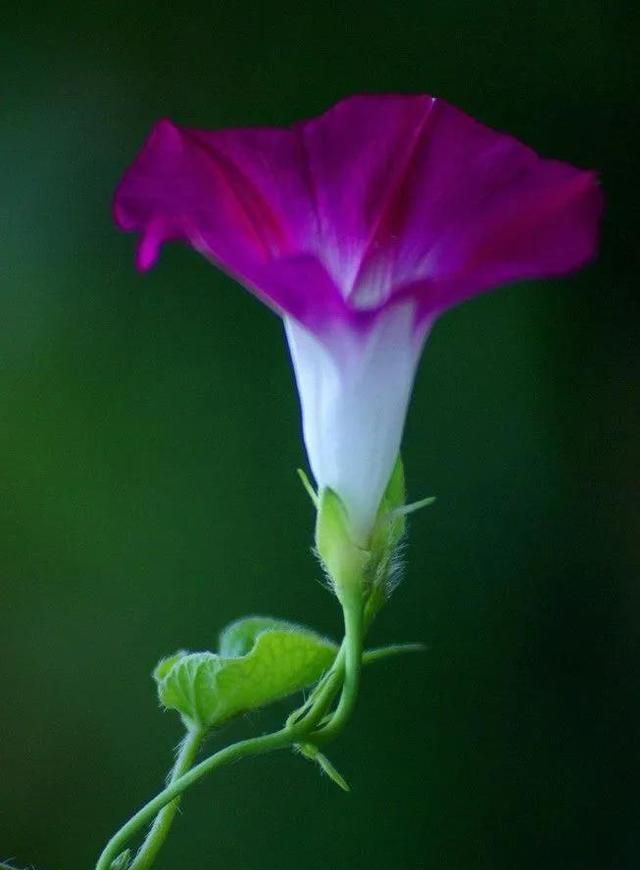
[128,727,204,870]
[97,591,368,870]
[286,642,345,729]
[95,636,358,870]
[311,588,364,745]
[95,727,293,870]
[292,644,346,731]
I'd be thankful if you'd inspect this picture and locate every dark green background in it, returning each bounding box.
[2,2,638,868]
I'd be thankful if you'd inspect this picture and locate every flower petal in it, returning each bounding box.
[114,118,346,330]
[114,98,447,316]
[115,97,601,332]
[349,99,603,318]
[292,94,438,295]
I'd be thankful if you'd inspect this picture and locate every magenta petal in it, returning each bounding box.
[114,95,602,333]
[348,99,602,315]
[114,117,337,328]
[115,119,303,261]
[292,94,439,291]
[239,254,350,332]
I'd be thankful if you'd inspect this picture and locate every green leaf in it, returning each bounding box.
[219,616,295,658]
[154,617,338,731]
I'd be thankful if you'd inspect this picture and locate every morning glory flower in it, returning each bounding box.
[114,94,602,545]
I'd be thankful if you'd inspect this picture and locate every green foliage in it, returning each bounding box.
[154,617,338,731]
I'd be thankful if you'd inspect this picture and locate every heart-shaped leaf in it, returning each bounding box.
[154,617,338,730]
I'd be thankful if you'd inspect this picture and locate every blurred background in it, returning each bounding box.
[1,1,638,868]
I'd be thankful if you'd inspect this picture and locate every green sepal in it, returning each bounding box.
[154,617,338,731]
[367,457,435,613]
[370,456,407,559]
[109,850,131,870]
[372,456,434,547]
[315,487,369,600]
[384,454,407,511]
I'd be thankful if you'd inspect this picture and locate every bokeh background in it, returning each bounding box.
[2,2,638,868]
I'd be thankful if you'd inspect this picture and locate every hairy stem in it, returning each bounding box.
[97,590,370,870]
[128,727,204,870]
[95,628,356,870]
[310,588,364,744]
[95,727,294,870]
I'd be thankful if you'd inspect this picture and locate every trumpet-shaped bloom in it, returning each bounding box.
[114,94,602,544]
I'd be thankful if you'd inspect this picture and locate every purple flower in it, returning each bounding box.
[114,94,602,544]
